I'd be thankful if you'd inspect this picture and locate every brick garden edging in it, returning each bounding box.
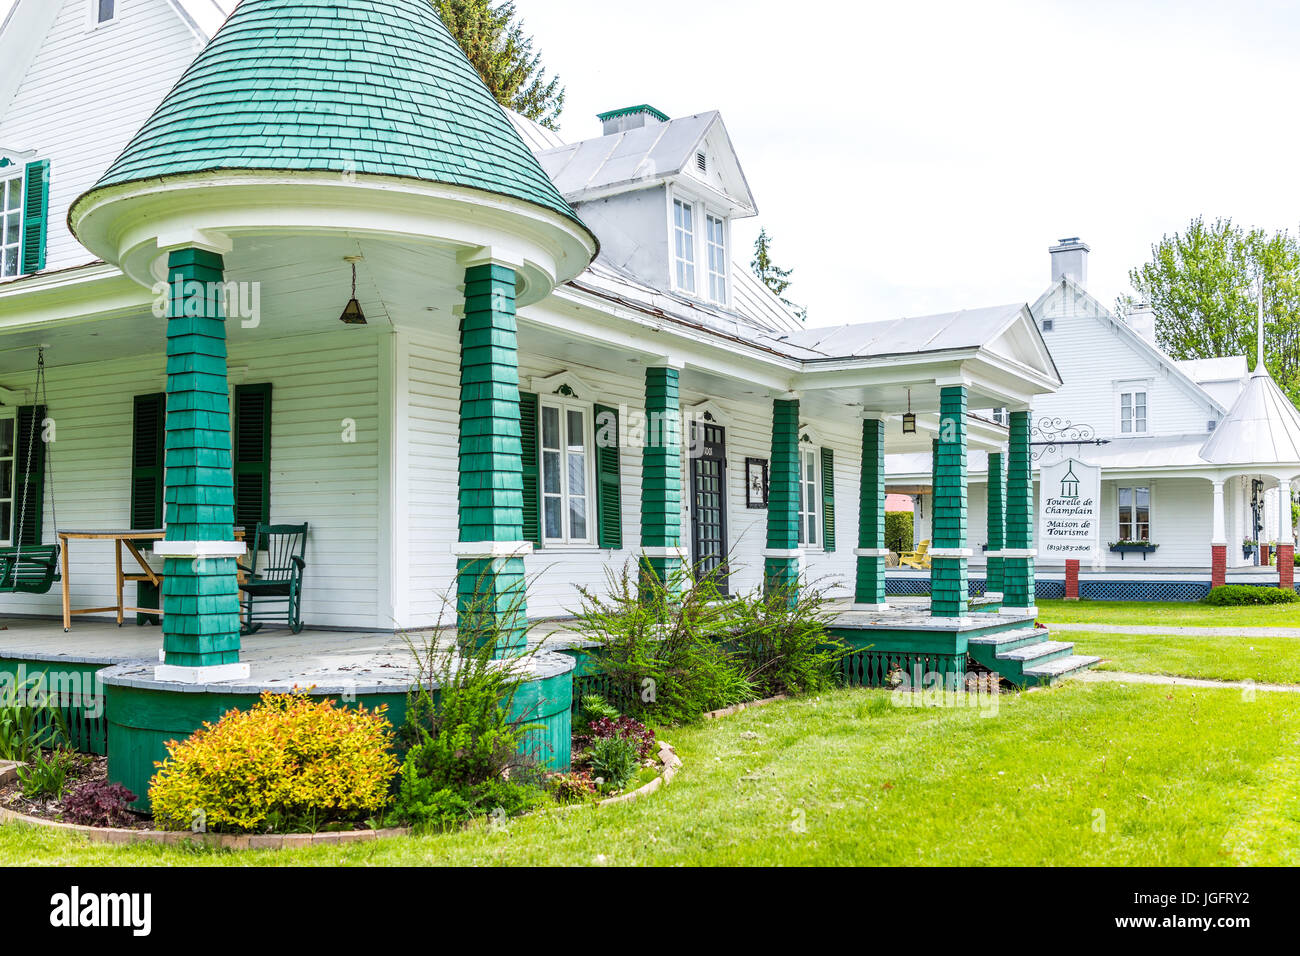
[702,694,787,720]
[594,741,680,806]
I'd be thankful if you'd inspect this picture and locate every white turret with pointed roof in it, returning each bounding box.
[1199,366,1300,468]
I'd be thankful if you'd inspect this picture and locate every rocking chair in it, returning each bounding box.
[238,522,308,635]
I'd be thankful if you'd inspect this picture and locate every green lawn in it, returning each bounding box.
[4,682,1299,866]
[1070,630,1300,685]
[1038,598,1300,628]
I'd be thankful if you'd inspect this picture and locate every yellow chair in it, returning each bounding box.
[898,539,931,569]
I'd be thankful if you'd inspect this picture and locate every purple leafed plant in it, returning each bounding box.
[582,716,656,760]
[62,780,139,828]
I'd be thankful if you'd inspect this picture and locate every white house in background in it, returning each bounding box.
[890,238,1300,599]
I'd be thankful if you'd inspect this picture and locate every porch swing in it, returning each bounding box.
[0,349,61,594]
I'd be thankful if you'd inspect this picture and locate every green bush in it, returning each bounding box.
[885,511,914,555]
[393,625,545,831]
[1203,585,1300,606]
[588,735,639,791]
[18,748,80,801]
[729,582,846,698]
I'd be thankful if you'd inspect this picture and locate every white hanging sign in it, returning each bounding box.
[1038,457,1102,561]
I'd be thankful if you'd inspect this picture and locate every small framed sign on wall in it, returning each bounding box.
[745,457,768,508]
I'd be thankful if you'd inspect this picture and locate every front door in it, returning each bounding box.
[690,419,729,594]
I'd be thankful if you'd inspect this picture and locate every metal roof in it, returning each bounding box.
[781,304,1031,358]
[1199,369,1300,467]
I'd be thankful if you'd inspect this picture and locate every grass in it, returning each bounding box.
[3,682,1299,866]
[1072,630,1300,685]
[1037,598,1300,628]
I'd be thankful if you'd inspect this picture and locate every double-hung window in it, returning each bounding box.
[1119,388,1148,434]
[673,199,696,293]
[1117,486,1151,541]
[706,214,727,304]
[0,172,21,278]
[541,401,593,545]
[0,410,14,545]
[94,1,117,25]
[797,446,819,547]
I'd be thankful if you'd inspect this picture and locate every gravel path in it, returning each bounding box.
[1077,670,1300,693]
[1048,622,1300,638]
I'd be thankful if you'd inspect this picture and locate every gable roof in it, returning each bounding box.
[81,0,585,231]
[1199,368,1300,467]
[1031,275,1227,417]
[536,111,757,215]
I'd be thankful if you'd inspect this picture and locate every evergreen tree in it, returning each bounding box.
[751,228,806,321]
[433,0,565,130]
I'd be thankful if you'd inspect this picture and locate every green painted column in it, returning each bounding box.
[854,416,887,608]
[156,247,246,682]
[640,365,683,595]
[1003,409,1037,613]
[985,451,1005,597]
[930,386,969,619]
[457,262,528,656]
[764,398,801,594]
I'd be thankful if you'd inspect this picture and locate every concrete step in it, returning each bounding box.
[1023,654,1102,685]
[996,640,1075,664]
[967,626,1050,652]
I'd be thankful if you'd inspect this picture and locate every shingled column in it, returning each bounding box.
[153,247,248,683]
[640,365,684,596]
[854,414,888,609]
[764,397,801,596]
[929,386,970,619]
[985,450,1005,600]
[456,261,529,657]
[1002,409,1037,616]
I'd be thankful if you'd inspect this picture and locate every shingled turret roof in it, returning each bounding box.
[88,0,583,229]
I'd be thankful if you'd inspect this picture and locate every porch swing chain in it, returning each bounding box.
[13,347,57,566]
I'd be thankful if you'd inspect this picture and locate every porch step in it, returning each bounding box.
[966,626,1099,688]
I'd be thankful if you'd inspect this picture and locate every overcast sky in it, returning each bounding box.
[7,0,1299,326]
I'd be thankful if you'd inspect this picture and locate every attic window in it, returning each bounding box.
[696,152,708,173]
[1041,319,1054,332]
[95,0,116,24]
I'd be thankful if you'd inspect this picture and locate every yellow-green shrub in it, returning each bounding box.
[149,692,399,833]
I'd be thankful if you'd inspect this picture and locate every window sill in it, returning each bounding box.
[535,544,608,556]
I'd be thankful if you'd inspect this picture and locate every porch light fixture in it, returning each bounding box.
[902,388,916,434]
[339,256,367,325]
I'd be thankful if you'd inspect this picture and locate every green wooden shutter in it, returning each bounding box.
[594,403,622,549]
[13,405,46,546]
[821,446,835,552]
[131,393,166,529]
[20,160,50,275]
[519,391,541,547]
[233,383,272,530]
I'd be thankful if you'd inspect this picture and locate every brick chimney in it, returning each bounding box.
[1049,237,1090,288]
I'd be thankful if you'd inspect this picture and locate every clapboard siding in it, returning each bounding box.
[0,0,202,273]
[0,329,381,629]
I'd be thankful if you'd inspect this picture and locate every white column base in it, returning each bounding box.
[1000,606,1039,617]
[154,662,251,684]
[853,548,889,558]
[983,591,1004,601]
[851,603,891,612]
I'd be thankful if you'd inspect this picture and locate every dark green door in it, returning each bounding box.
[690,420,729,594]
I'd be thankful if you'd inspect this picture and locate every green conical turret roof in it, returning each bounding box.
[91,0,581,227]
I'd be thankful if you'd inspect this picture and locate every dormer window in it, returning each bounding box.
[673,199,695,293]
[0,170,21,278]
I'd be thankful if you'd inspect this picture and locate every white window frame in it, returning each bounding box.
[705,212,729,306]
[668,184,730,305]
[1116,484,1152,542]
[0,168,23,280]
[89,0,119,29]
[1116,382,1150,435]
[0,408,16,547]
[538,395,597,548]
[672,197,696,294]
[797,444,820,550]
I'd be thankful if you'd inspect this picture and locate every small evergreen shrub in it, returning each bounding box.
[149,692,398,833]
[1203,585,1300,606]
[588,735,639,791]
[885,511,914,556]
[63,780,138,828]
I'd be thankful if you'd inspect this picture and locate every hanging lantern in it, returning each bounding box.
[339,256,367,325]
[902,388,916,434]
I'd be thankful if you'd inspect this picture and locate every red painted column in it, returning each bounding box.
[1262,544,1272,566]
[1280,545,1295,591]
[1211,545,1227,589]
[1064,559,1080,601]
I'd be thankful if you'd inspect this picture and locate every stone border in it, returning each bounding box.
[702,694,787,720]
[595,741,680,806]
